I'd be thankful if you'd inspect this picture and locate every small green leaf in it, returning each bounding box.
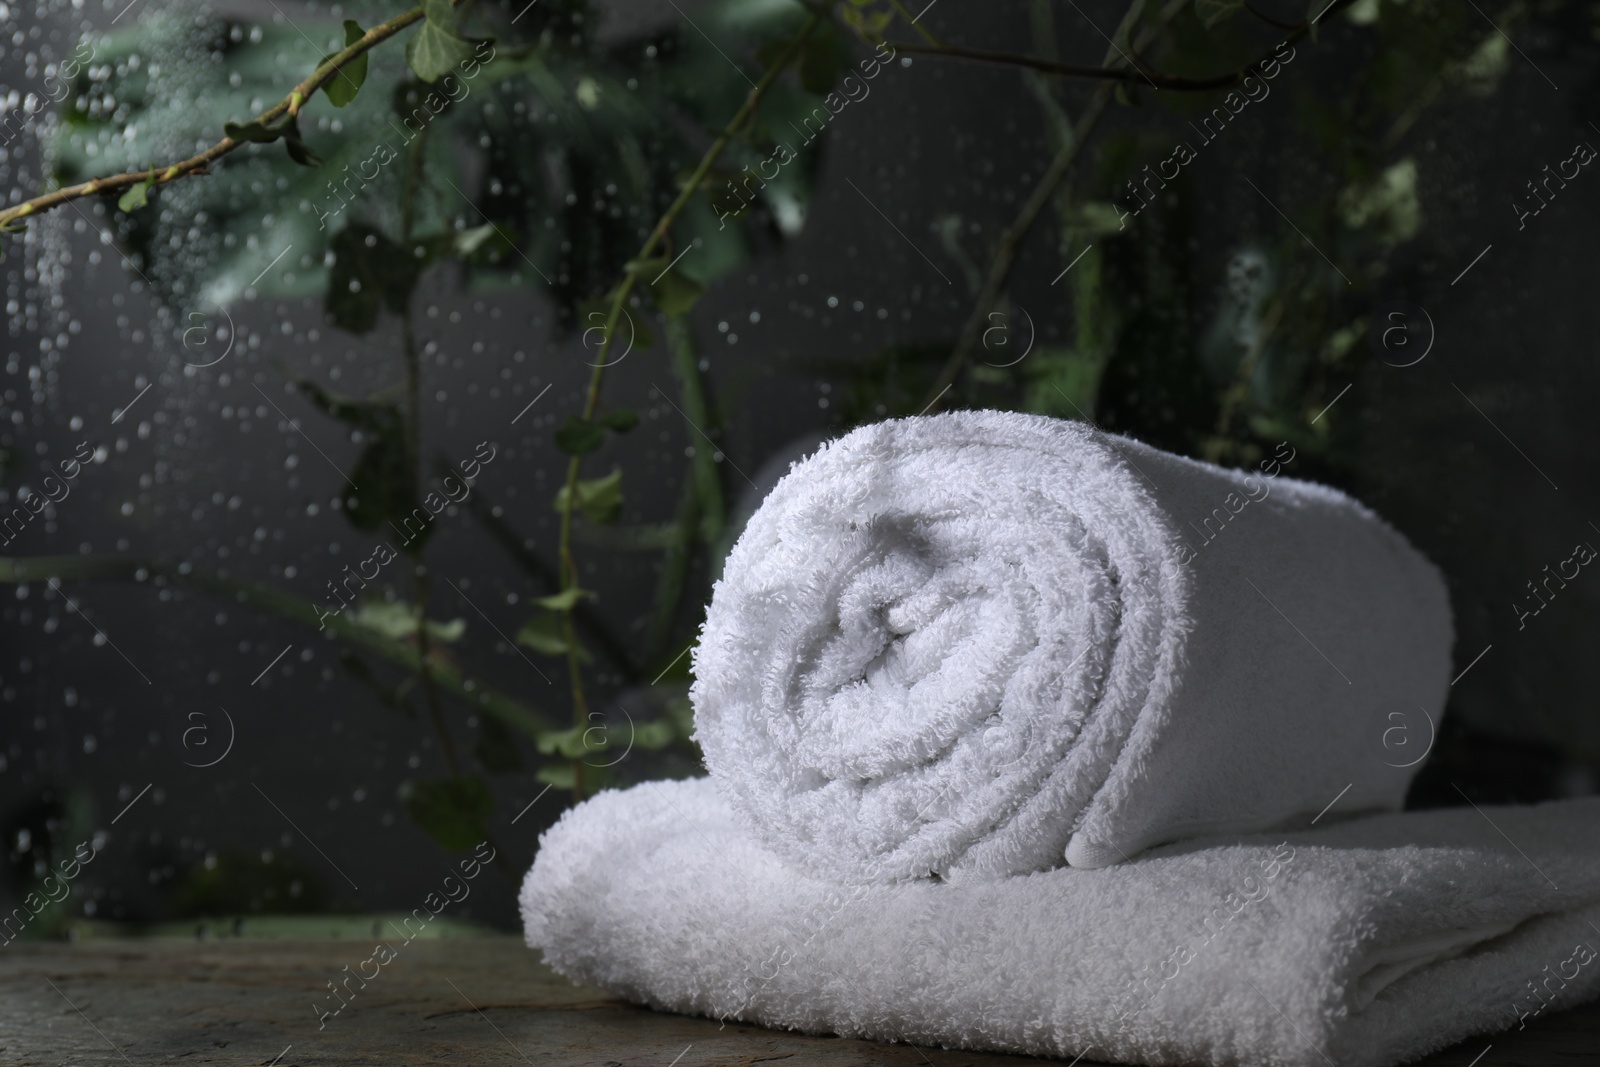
[430,617,466,642]
[537,725,597,759]
[534,587,594,612]
[452,223,497,257]
[649,268,704,318]
[278,114,321,167]
[553,416,606,456]
[515,614,571,656]
[406,0,480,83]
[600,409,638,433]
[225,114,319,165]
[117,172,156,213]
[351,601,422,639]
[631,719,676,750]
[624,256,670,277]
[284,136,322,168]
[536,763,577,789]
[224,120,282,144]
[321,21,371,108]
[1065,201,1131,237]
[553,468,623,525]
[400,776,491,852]
[350,601,465,642]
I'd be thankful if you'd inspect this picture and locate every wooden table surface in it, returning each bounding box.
[0,935,1594,1066]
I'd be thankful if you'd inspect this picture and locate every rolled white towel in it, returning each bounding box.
[691,411,1452,880]
[521,778,1600,1067]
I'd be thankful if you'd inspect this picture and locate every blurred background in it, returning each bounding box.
[1,0,1598,934]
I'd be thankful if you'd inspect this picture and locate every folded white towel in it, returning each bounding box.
[692,411,1452,879]
[521,778,1600,1067]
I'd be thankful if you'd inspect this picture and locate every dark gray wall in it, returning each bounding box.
[2,0,1597,929]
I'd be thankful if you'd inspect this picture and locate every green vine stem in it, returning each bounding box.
[442,462,640,680]
[642,316,727,662]
[553,5,827,799]
[0,554,554,738]
[667,317,728,547]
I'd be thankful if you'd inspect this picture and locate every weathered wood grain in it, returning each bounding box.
[0,937,1593,1066]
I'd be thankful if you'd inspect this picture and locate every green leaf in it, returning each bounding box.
[327,223,426,334]
[321,20,370,108]
[536,725,597,759]
[648,267,704,317]
[290,377,417,535]
[1336,157,1420,246]
[1194,0,1244,28]
[553,468,623,525]
[50,19,431,305]
[631,719,676,750]
[278,114,322,167]
[1065,201,1131,237]
[227,113,320,166]
[224,119,281,143]
[451,223,497,257]
[553,416,606,456]
[400,776,491,852]
[1022,347,1110,422]
[117,172,155,213]
[515,614,571,656]
[624,255,669,277]
[406,0,480,83]
[284,135,322,168]
[430,617,466,642]
[599,409,638,433]
[349,601,466,642]
[535,763,577,789]
[533,587,594,612]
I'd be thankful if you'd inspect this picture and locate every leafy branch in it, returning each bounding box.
[922,0,1357,409]
[0,0,465,235]
[549,4,828,798]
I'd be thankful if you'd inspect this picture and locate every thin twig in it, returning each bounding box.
[888,1,1343,93]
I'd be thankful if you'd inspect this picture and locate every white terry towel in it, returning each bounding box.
[521,778,1600,1067]
[692,411,1452,880]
